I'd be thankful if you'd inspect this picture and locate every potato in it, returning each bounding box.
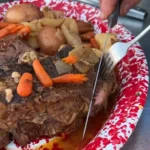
[63,18,79,34]
[42,6,64,19]
[55,28,66,44]
[53,10,64,19]
[5,4,43,23]
[37,26,66,55]
[42,6,55,18]
[40,18,64,27]
[95,33,118,53]
[61,24,82,46]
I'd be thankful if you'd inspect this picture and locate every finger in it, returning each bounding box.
[99,0,103,5]
[100,0,118,20]
[120,0,141,16]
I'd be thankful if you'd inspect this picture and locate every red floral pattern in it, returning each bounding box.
[1,0,148,150]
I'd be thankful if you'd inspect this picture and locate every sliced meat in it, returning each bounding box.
[0,35,118,147]
[0,35,34,67]
[91,72,118,115]
[0,129,10,149]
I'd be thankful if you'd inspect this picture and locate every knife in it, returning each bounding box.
[82,0,121,140]
[73,0,148,20]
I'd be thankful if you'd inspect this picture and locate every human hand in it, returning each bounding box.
[99,0,141,19]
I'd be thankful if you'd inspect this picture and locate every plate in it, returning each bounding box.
[0,0,148,150]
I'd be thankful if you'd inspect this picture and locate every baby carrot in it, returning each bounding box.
[0,24,18,39]
[18,26,31,36]
[11,24,24,34]
[0,22,12,28]
[0,28,9,39]
[62,55,78,64]
[5,24,17,30]
[17,73,33,97]
[90,37,99,49]
[52,74,88,84]
[33,59,53,87]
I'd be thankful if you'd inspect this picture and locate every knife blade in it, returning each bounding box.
[82,0,121,140]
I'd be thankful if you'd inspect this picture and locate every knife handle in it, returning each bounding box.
[108,0,122,28]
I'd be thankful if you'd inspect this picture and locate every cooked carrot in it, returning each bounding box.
[0,22,12,28]
[33,59,53,87]
[62,55,78,64]
[18,26,31,36]
[0,28,10,39]
[17,73,33,97]
[5,24,17,30]
[81,31,95,40]
[0,24,17,39]
[52,74,88,84]
[11,24,24,34]
[90,37,99,49]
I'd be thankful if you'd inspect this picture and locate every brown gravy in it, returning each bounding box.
[40,94,117,150]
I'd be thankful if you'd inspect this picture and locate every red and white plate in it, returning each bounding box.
[0,0,149,150]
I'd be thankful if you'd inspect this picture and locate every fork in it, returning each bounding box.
[100,24,150,77]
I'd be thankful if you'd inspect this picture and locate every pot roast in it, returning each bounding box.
[0,35,118,148]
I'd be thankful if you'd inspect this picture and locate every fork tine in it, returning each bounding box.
[100,53,114,77]
[99,57,107,76]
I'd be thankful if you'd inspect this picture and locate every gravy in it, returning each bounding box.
[40,94,117,150]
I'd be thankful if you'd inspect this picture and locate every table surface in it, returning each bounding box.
[0,0,150,150]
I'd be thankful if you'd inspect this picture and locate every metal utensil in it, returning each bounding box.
[82,0,121,140]
[100,24,150,77]
[73,0,148,20]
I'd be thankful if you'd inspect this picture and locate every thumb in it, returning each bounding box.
[100,0,118,19]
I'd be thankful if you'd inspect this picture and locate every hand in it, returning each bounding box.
[99,0,141,19]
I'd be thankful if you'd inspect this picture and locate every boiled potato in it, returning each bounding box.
[40,18,64,27]
[42,6,55,18]
[5,4,43,23]
[37,26,66,55]
[53,10,64,19]
[42,6,64,19]
[95,33,118,53]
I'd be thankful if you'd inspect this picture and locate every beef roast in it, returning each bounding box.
[0,35,118,148]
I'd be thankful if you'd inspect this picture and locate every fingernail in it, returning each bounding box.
[122,4,130,15]
[100,11,105,20]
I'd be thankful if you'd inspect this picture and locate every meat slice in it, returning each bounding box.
[0,129,10,149]
[0,35,118,148]
[0,35,34,67]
